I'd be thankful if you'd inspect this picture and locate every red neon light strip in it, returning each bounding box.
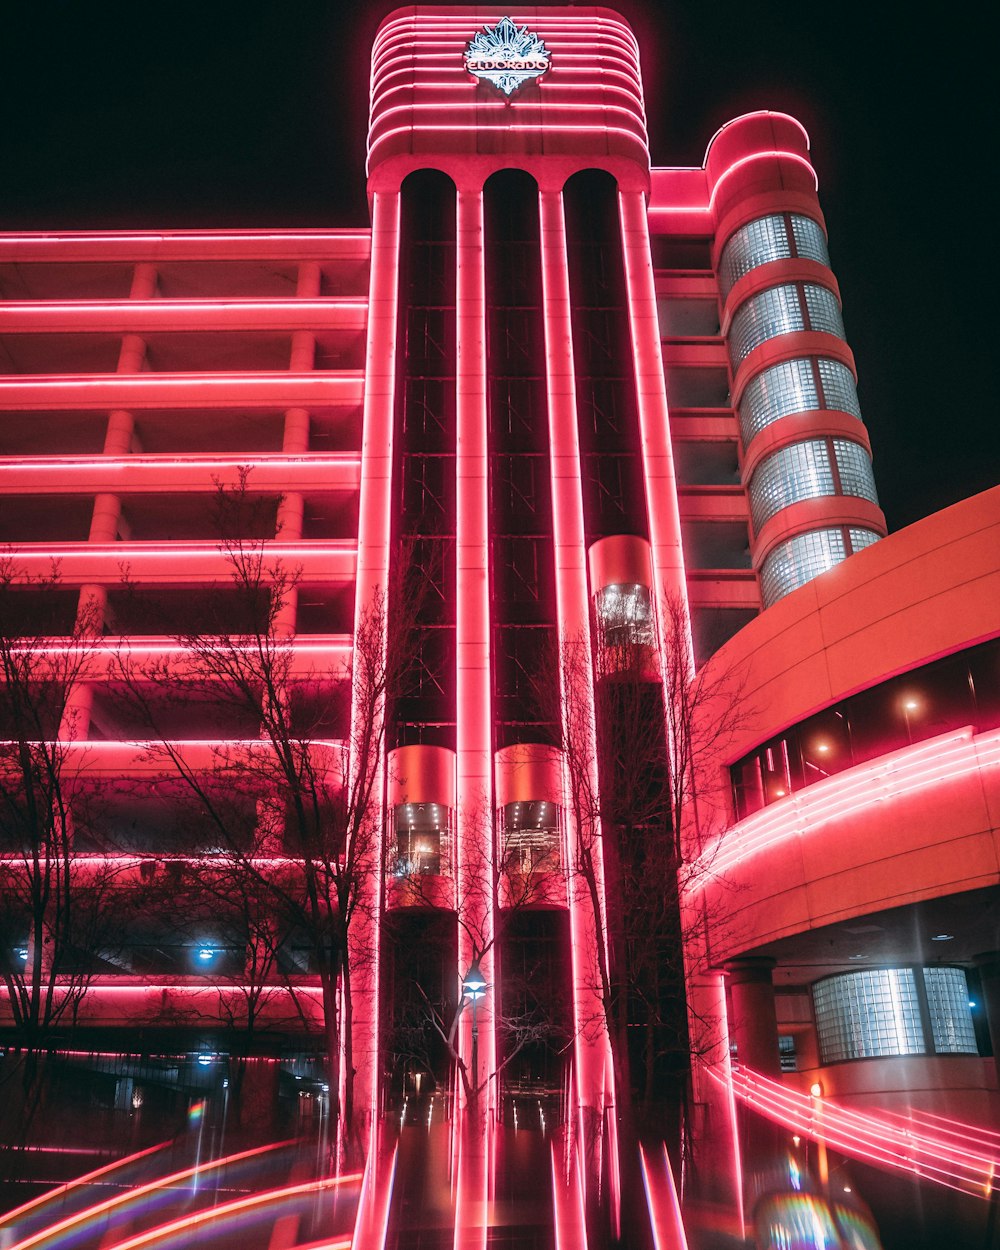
[538,186,615,1200]
[371,34,640,76]
[551,1142,588,1250]
[703,112,812,160]
[0,230,370,244]
[455,185,496,1120]
[368,124,649,171]
[717,1064,1000,1199]
[617,187,692,634]
[370,62,644,105]
[690,726,1000,888]
[0,454,359,472]
[639,1142,689,1250]
[370,75,645,113]
[346,187,402,1144]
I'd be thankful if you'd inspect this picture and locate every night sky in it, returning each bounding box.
[2,1,995,532]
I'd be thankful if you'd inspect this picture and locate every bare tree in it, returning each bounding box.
[554,589,749,1146]
[0,562,125,1142]
[112,483,420,1154]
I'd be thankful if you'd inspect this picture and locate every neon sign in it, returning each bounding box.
[464,17,550,96]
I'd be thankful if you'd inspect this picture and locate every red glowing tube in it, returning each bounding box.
[708,150,818,210]
[703,111,812,160]
[689,726,1000,889]
[639,1143,690,1250]
[538,185,615,1196]
[715,1064,1000,1199]
[551,1143,589,1250]
[455,185,496,1122]
[368,124,649,172]
[346,188,402,1143]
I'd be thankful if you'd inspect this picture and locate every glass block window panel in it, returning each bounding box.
[803,283,846,340]
[833,439,879,506]
[759,527,848,605]
[728,284,805,366]
[718,215,791,299]
[789,215,830,267]
[817,358,863,419]
[738,358,819,446]
[813,969,924,1063]
[749,440,835,531]
[848,527,881,554]
[923,968,979,1054]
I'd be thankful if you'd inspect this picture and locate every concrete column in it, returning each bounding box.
[725,956,781,1076]
[538,185,615,1207]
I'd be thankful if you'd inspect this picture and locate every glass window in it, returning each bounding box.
[738,357,863,449]
[718,215,791,299]
[759,527,848,606]
[719,214,830,301]
[748,440,836,532]
[848,527,881,555]
[499,800,561,874]
[789,214,830,267]
[731,638,999,816]
[803,283,846,340]
[833,439,879,507]
[728,283,806,366]
[813,969,924,1062]
[817,358,862,419]
[738,357,819,446]
[924,968,978,1054]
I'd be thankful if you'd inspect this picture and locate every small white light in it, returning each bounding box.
[197,947,216,962]
[931,934,954,942]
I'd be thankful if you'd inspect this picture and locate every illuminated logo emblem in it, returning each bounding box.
[464,16,550,96]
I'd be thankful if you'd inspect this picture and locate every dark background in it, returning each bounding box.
[1,1,995,531]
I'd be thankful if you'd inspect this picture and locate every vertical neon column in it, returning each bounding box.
[349,191,400,1155]
[538,186,614,1197]
[454,184,494,1250]
[617,191,690,626]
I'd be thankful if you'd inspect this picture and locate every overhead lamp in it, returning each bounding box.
[462,957,487,1001]
[197,947,218,962]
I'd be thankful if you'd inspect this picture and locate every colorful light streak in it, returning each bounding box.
[687,726,1000,889]
[716,1064,1000,1200]
[4,1140,298,1250]
[639,1143,689,1250]
[95,1174,359,1250]
[0,1140,170,1235]
[551,1140,588,1250]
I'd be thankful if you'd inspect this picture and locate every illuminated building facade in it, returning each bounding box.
[1,6,997,1247]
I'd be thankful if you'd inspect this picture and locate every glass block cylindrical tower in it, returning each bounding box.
[708,115,887,605]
